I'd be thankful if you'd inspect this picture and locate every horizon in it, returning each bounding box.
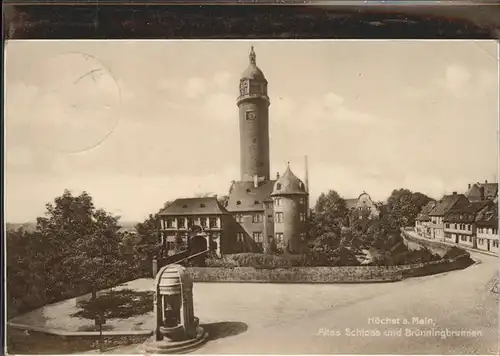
[5,40,498,223]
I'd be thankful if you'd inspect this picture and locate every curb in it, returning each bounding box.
[7,322,153,337]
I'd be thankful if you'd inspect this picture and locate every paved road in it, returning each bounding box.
[190,251,498,355]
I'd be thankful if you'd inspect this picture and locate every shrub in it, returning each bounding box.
[443,246,469,260]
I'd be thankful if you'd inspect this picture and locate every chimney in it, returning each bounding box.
[253,174,258,188]
[304,155,309,193]
[276,172,280,179]
[468,183,471,189]
[452,191,457,195]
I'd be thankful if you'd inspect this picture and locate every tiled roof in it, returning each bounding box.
[466,182,498,201]
[475,202,498,228]
[226,180,276,212]
[429,194,468,216]
[416,200,436,222]
[158,197,227,216]
[271,165,307,196]
[443,201,490,223]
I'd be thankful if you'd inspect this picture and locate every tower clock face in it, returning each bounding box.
[245,111,256,121]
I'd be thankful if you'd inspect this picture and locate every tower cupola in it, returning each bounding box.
[238,46,269,106]
[271,163,308,196]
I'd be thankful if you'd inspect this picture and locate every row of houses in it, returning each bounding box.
[415,180,499,254]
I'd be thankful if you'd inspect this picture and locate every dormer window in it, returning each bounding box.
[254,200,260,205]
[236,200,242,205]
[182,205,188,208]
[246,188,251,193]
[276,183,282,190]
[200,204,206,208]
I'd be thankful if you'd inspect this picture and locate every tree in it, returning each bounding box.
[311,190,349,238]
[386,189,432,228]
[36,190,126,301]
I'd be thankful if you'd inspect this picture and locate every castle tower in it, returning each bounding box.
[271,163,309,254]
[237,46,271,182]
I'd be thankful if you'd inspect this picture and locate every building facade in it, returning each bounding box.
[443,201,490,248]
[427,192,469,240]
[158,197,227,256]
[415,200,436,236]
[475,202,499,253]
[345,192,380,225]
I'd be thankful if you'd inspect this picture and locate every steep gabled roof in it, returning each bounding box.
[158,197,227,216]
[226,180,276,212]
[466,182,498,201]
[271,165,307,196]
[429,193,468,216]
[475,202,498,228]
[443,201,491,223]
[416,200,436,222]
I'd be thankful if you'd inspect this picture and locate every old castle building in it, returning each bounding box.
[159,47,309,255]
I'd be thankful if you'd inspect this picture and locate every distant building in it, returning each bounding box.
[475,202,499,253]
[415,200,436,236]
[158,47,309,256]
[427,192,469,240]
[466,180,498,202]
[345,192,380,224]
[443,201,490,248]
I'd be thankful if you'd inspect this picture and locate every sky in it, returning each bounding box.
[5,40,499,223]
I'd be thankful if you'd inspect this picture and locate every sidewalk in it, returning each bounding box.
[404,230,499,258]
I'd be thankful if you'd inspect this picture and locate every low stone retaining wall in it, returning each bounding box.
[402,232,451,256]
[188,255,472,283]
[188,266,406,283]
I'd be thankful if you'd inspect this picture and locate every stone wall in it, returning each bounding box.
[188,266,406,283]
[402,231,450,256]
[188,248,472,283]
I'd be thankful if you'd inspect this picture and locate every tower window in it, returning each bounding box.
[275,198,282,207]
[300,197,305,204]
[275,233,284,249]
[276,183,282,190]
[275,212,284,223]
[237,232,245,243]
[300,213,306,222]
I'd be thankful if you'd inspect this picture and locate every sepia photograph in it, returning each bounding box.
[4,39,499,355]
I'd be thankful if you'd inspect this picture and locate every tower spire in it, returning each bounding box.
[249,46,256,65]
